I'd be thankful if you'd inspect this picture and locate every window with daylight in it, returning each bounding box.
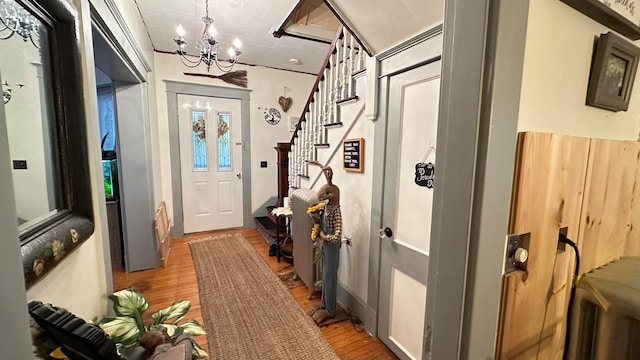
[217,112,231,171]
[191,110,207,170]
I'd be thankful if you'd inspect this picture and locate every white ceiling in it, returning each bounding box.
[135,0,331,74]
[327,0,444,55]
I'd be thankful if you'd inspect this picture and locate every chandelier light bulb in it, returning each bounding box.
[207,24,216,37]
[233,37,242,49]
[176,24,185,37]
[228,47,236,58]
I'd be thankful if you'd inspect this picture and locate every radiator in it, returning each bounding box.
[291,189,322,299]
[568,257,640,359]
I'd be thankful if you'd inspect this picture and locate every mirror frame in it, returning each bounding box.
[11,0,95,288]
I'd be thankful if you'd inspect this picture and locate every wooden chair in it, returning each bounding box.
[154,201,172,267]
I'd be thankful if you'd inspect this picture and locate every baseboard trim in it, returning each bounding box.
[337,282,378,336]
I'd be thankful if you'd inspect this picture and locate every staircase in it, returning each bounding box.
[257,26,367,253]
[288,25,367,191]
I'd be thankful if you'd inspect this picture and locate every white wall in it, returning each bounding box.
[1,31,50,220]
[519,0,640,139]
[153,52,315,219]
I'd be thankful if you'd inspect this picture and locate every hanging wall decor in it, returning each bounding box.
[586,32,640,112]
[264,107,281,125]
[279,86,292,112]
[343,138,364,172]
[415,144,436,188]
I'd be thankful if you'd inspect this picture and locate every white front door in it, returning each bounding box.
[378,61,441,360]
[178,94,243,233]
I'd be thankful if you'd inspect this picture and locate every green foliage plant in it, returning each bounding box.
[98,289,208,359]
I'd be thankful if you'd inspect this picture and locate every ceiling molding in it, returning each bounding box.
[377,24,444,61]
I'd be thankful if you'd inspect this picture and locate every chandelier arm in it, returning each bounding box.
[0,29,16,40]
[0,17,16,33]
[178,54,204,68]
[213,58,237,72]
[28,33,39,48]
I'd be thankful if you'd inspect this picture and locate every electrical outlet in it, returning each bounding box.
[13,160,27,169]
[557,227,568,253]
[260,161,267,168]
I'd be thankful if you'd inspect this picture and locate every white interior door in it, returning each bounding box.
[178,94,243,233]
[379,61,441,360]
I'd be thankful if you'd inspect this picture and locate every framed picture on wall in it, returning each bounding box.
[560,0,640,40]
[289,116,299,132]
[586,32,640,112]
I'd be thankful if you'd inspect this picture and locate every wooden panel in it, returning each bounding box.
[579,139,640,272]
[498,133,590,359]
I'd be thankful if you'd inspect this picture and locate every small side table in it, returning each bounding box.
[271,207,293,262]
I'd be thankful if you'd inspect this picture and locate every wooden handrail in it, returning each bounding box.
[289,25,344,145]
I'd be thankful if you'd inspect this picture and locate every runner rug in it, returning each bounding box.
[189,233,339,359]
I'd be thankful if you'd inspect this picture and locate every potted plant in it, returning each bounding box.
[98,289,208,359]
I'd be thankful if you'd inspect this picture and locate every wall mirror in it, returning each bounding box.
[0,0,95,288]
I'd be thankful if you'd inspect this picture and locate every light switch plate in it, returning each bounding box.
[505,233,530,273]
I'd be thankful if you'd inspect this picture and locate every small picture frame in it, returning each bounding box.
[289,116,299,132]
[586,32,640,112]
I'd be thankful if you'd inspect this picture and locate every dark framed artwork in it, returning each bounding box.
[586,32,640,112]
[561,0,640,40]
[343,138,364,172]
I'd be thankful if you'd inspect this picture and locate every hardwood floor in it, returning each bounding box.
[112,227,397,360]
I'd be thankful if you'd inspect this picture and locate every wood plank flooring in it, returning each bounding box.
[112,227,397,360]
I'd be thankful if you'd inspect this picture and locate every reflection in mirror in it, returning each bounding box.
[0,0,62,236]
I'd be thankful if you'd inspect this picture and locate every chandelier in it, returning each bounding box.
[174,0,242,73]
[0,0,40,48]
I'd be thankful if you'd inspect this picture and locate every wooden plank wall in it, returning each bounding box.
[498,133,640,359]
[580,139,640,273]
[498,133,589,359]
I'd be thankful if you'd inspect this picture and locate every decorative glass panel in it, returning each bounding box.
[191,110,207,170]
[217,112,231,171]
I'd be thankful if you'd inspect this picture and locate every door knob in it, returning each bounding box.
[379,227,393,239]
[236,173,242,179]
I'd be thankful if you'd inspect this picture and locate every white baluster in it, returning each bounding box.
[314,89,321,145]
[341,33,349,100]
[314,81,324,144]
[327,56,334,126]
[334,35,343,103]
[305,119,311,174]
[291,141,297,187]
[324,68,332,143]
[288,143,293,188]
[348,34,355,98]
[307,106,314,163]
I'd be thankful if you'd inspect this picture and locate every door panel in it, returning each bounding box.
[379,61,441,360]
[389,267,428,358]
[178,94,243,233]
